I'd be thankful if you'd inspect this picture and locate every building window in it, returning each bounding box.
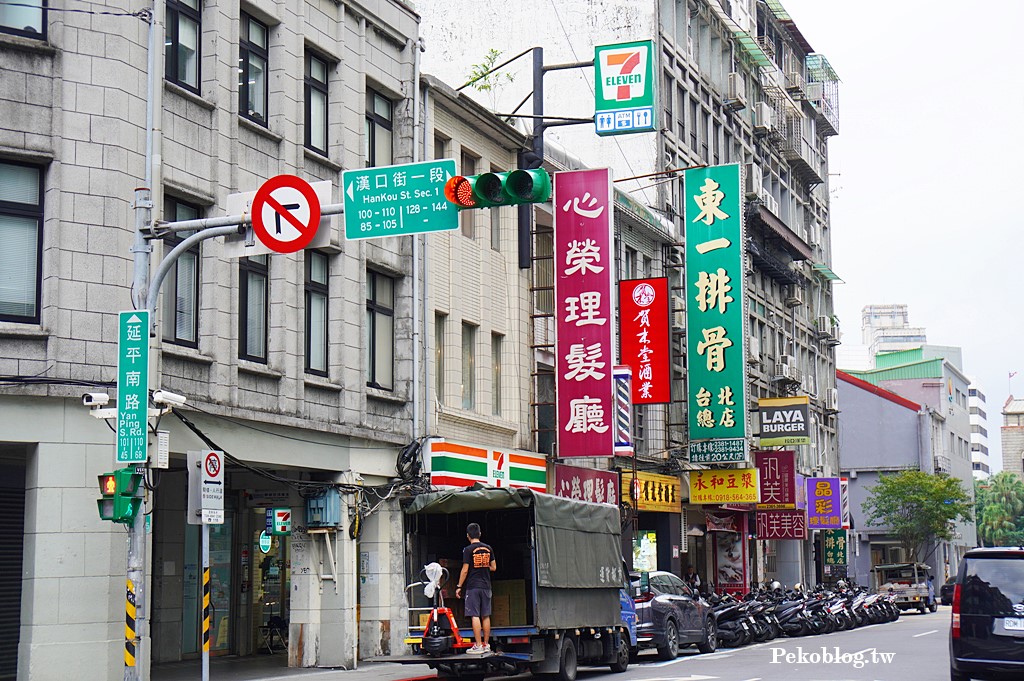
[239,255,268,362]
[462,322,476,410]
[238,13,268,125]
[365,89,393,167]
[460,150,477,238]
[366,270,394,390]
[435,312,446,405]
[0,0,44,39]
[305,251,328,375]
[162,197,201,346]
[166,0,200,91]
[492,333,503,416]
[0,162,43,324]
[434,135,447,160]
[305,51,328,155]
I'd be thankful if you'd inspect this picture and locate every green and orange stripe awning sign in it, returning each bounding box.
[427,440,547,493]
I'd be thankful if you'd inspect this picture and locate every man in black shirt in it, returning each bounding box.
[455,522,497,654]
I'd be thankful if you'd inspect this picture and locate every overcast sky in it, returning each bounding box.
[782,0,1024,473]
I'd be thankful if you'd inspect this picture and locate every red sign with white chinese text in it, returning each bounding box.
[553,463,619,505]
[554,169,615,457]
[754,450,797,509]
[619,277,670,404]
[755,509,808,539]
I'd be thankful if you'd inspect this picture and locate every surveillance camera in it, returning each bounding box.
[152,390,187,407]
[82,392,110,407]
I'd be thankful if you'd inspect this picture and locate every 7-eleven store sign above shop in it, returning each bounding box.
[426,440,547,493]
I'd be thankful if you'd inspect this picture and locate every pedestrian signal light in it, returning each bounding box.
[444,169,552,210]
[96,468,144,523]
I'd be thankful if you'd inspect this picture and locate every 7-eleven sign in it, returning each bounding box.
[594,39,657,136]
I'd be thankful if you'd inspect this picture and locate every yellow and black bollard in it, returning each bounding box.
[125,580,137,667]
[202,566,211,652]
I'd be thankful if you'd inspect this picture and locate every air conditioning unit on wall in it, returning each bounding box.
[726,72,747,111]
[744,163,763,199]
[785,286,804,308]
[671,295,686,330]
[754,102,773,135]
[824,388,839,412]
[748,335,761,365]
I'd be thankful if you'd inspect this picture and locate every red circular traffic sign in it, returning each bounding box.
[205,451,221,477]
[251,174,321,253]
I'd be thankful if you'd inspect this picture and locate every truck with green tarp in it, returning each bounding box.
[390,486,636,680]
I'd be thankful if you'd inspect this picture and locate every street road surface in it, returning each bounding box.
[568,606,950,681]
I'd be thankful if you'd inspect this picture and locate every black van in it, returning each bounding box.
[950,546,1024,681]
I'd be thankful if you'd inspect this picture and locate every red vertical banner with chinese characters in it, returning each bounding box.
[754,450,797,509]
[554,168,615,457]
[619,277,671,404]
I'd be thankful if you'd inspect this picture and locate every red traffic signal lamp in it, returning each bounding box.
[97,468,143,523]
[444,169,551,210]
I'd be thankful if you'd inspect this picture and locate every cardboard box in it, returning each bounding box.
[490,594,511,627]
[492,580,528,624]
[419,613,430,628]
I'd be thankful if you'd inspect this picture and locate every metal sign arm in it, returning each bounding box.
[144,203,346,327]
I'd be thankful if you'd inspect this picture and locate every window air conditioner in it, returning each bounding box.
[744,163,763,199]
[748,336,761,365]
[825,388,839,412]
[671,295,686,330]
[754,102,773,135]
[726,72,747,111]
[761,193,779,216]
[785,286,804,308]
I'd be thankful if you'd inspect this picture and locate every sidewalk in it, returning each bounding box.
[152,655,437,681]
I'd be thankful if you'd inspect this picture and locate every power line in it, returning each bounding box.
[0,1,149,18]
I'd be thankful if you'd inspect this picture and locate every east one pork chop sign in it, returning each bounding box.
[757,396,810,447]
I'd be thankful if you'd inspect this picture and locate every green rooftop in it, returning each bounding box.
[845,358,945,385]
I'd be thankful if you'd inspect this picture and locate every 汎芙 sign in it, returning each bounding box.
[689,468,759,505]
[806,477,843,529]
[685,164,748,463]
[758,396,811,446]
[756,509,808,540]
[554,168,615,458]
[594,40,656,136]
[755,450,797,509]
[619,277,670,404]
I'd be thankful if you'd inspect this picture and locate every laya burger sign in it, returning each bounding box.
[757,396,811,446]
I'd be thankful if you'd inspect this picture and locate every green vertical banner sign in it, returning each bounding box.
[823,529,848,565]
[117,310,149,463]
[684,164,748,463]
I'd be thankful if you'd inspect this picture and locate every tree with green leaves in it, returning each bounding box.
[976,472,1024,546]
[465,49,515,113]
[862,470,973,561]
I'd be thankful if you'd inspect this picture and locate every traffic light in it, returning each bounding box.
[444,169,552,209]
[97,468,143,523]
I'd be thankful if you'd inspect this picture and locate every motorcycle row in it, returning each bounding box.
[707,582,901,648]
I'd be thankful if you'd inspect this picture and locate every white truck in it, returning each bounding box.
[872,562,936,613]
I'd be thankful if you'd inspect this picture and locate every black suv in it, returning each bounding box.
[950,546,1024,681]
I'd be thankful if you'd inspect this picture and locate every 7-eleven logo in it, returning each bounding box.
[491,451,507,484]
[600,45,649,102]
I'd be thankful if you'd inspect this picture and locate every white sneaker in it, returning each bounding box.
[466,644,485,655]
[482,644,491,654]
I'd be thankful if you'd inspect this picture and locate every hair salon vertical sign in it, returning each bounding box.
[554,168,615,457]
[685,164,748,463]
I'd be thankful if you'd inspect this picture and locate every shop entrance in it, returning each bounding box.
[182,515,234,656]
[251,508,290,654]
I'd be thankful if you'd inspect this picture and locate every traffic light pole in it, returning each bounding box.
[517,47,593,269]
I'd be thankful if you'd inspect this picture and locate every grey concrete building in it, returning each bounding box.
[421,0,844,590]
[1,0,427,677]
[836,370,928,584]
[841,345,979,576]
